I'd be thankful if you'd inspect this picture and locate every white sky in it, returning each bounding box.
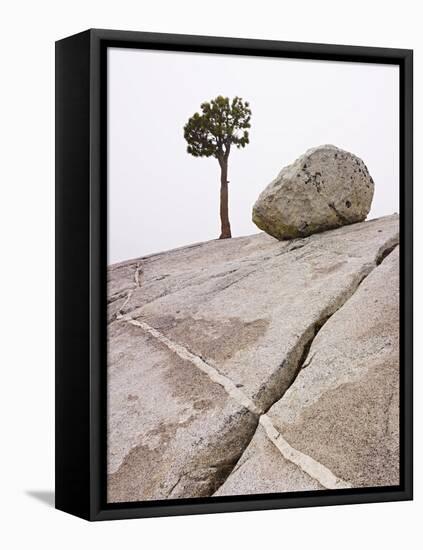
[108,48,399,264]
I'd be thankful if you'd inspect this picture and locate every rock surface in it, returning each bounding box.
[108,321,257,501]
[107,215,399,502]
[252,145,375,240]
[217,246,399,495]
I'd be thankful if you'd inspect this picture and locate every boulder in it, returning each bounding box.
[107,214,399,502]
[252,144,375,239]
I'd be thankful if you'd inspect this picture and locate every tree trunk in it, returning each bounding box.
[219,159,232,239]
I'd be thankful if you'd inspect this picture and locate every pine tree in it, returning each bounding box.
[184,96,252,239]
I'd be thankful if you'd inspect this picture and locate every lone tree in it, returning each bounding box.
[184,96,252,239]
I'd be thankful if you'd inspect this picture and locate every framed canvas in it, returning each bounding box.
[55,29,413,521]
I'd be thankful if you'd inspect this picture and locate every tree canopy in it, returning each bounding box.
[184,96,251,161]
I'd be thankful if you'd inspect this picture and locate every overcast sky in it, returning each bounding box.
[108,48,399,264]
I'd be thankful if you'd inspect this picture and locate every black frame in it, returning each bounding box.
[55,28,413,521]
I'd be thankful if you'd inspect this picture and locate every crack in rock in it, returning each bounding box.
[126,318,262,416]
[258,415,351,489]
[213,242,399,493]
[112,264,143,321]
[126,316,351,492]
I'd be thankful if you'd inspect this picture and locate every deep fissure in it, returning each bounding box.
[210,241,399,494]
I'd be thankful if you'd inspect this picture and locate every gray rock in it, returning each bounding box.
[108,321,257,502]
[252,145,375,239]
[214,424,324,496]
[107,214,399,501]
[218,246,399,494]
[267,246,400,487]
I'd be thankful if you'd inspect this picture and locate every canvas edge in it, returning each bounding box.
[55,28,413,522]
